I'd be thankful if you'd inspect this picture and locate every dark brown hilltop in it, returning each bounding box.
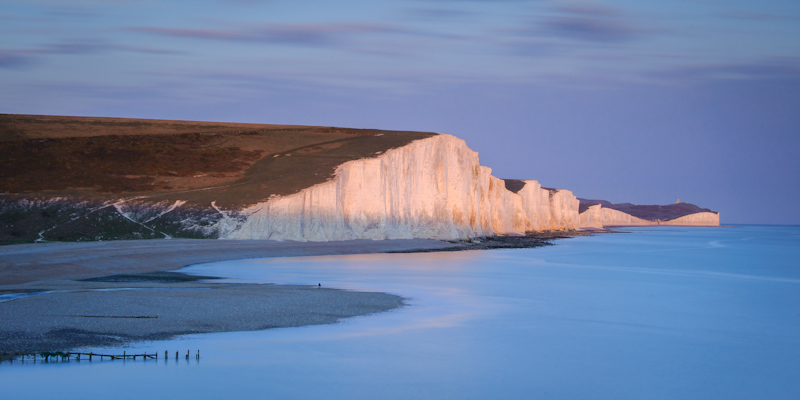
[0,114,436,205]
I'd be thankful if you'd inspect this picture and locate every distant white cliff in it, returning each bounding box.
[224,134,579,241]
[579,204,651,229]
[660,212,719,226]
[579,204,720,229]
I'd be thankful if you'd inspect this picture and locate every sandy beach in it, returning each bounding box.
[0,234,576,353]
[0,238,454,353]
[0,238,455,285]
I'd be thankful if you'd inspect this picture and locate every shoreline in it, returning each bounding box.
[0,238,455,286]
[0,281,406,353]
[0,233,586,353]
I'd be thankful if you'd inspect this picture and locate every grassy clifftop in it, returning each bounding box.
[0,114,437,244]
[0,114,436,206]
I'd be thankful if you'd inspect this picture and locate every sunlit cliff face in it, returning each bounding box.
[225,134,580,241]
[221,133,719,241]
[579,204,720,229]
[1,116,719,244]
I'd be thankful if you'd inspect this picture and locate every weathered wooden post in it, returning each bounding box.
[185,350,189,360]
[196,350,199,360]
[175,351,178,360]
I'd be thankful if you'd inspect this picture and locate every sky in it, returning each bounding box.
[2,0,799,224]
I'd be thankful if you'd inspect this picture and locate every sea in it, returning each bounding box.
[2,225,799,399]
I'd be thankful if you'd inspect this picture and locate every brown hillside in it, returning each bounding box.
[0,114,437,207]
[0,114,310,140]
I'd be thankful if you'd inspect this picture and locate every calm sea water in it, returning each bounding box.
[2,225,799,399]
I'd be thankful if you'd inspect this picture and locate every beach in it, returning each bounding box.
[0,234,580,353]
[0,238,454,285]
[0,238,453,352]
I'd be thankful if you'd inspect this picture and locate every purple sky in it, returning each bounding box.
[2,0,799,224]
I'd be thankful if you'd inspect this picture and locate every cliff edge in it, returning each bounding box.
[1,114,717,244]
[227,134,578,241]
[578,199,720,228]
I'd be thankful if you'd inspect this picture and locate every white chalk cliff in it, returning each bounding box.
[579,204,651,229]
[224,134,579,241]
[660,212,720,226]
[1,115,721,244]
[579,204,720,229]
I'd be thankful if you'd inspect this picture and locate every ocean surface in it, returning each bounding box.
[2,225,799,399]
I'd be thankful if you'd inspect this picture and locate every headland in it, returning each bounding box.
[0,113,718,353]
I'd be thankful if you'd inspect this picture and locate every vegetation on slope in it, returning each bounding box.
[0,114,436,244]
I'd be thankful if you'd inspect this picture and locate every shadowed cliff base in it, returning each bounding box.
[389,231,594,253]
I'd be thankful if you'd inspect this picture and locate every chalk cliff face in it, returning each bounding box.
[579,204,720,229]
[661,212,720,226]
[226,134,579,241]
[1,114,720,244]
[579,204,651,229]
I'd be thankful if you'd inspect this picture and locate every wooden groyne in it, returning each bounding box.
[0,350,200,363]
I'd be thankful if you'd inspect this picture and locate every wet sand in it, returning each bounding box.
[0,283,407,353]
[0,235,582,353]
[0,238,455,286]
[0,239,453,352]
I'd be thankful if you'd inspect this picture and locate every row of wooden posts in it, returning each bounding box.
[0,350,199,363]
